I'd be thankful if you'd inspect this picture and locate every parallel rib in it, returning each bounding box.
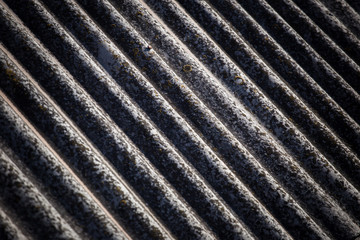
[245,0,360,94]
[0,45,177,240]
[176,0,360,190]
[0,205,28,240]
[0,92,128,240]
[318,0,360,39]
[1,0,359,239]
[150,0,360,194]
[0,148,76,240]
[103,2,358,237]
[205,0,360,160]
[2,0,289,239]
[59,2,357,237]
[0,3,227,239]
[209,0,360,126]
[2,1,258,239]
[51,0,329,238]
[290,0,360,65]
[124,0,360,234]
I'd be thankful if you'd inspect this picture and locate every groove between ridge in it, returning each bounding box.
[1,0,359,239]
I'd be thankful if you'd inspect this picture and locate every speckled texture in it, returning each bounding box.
[0,94,128,240]
[318,0,360,40]
[0,46,173,240]
[210,0,360,124]
[0,0,359,239]
[0,200,28,240]
[0,147,80,240]
[105,1,360,238]
[176,0,360,190]
[0,3,217,239]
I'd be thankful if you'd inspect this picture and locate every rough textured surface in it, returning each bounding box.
[0,0,359,239]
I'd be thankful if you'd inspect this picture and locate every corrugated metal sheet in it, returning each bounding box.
[0,0,359,239]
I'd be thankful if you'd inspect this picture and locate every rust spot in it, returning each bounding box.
[234,75,244,85]
[183,64,192,72]
[38,104,47,112]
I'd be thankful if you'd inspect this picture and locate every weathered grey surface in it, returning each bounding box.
[0,0,359,239]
